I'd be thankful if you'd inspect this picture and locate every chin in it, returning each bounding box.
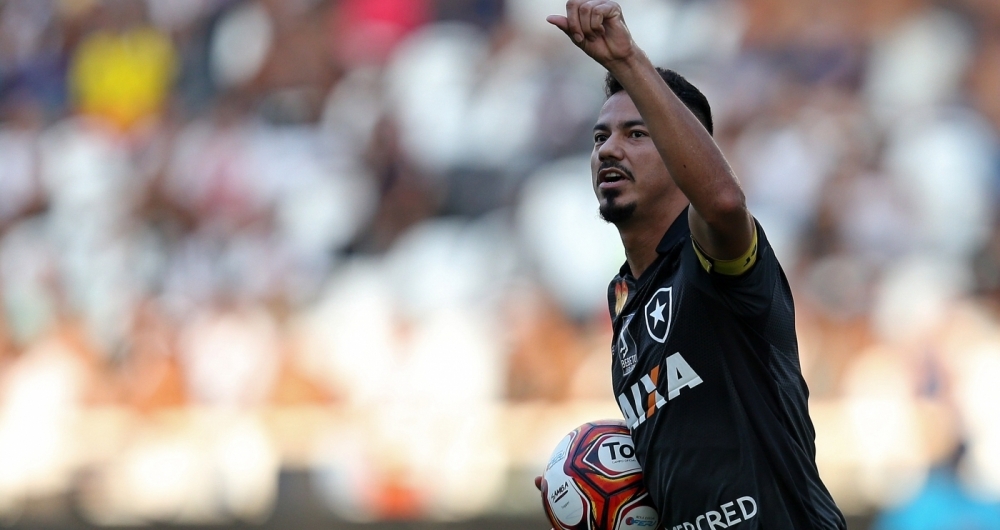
[599,200,637,224]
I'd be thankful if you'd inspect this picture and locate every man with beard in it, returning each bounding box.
[538,1,847,528]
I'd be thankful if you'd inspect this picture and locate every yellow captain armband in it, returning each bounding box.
[692,229,759,276]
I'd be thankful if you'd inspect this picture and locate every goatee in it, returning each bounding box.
[599,196,637,224]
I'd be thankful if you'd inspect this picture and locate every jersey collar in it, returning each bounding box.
[655,206,691,254]
[616,206,691,279]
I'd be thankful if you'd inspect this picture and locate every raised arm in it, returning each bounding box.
[548,0,754,262]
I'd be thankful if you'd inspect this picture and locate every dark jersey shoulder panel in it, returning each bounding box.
[607,211,846,530]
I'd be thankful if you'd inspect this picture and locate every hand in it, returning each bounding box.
[546,0,636,68]
[535,476,555,530]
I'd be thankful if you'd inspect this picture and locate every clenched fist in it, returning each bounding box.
[546,0,638,68]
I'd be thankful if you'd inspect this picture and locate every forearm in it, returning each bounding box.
[607,52,752,257]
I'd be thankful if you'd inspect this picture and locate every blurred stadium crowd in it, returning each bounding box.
[0,0,999,527]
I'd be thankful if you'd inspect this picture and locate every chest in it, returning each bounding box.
[609,267,738,431]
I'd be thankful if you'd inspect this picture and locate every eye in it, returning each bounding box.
[594,133,609,143]
[629,130,648,138]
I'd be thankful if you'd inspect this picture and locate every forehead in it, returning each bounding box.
[595,92,641,127]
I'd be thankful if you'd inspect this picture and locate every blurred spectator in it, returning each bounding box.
[69,1,176,130]
[120,299,187,412]
[874,449,1000,530]
[504,286,588,401]
[0,0,69,116]
[178,302,280,407]
[331,0,431,67]
[967,30,1000,134]
[0,325,98,506]
[0,96,46,231]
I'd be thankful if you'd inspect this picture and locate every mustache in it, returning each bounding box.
[599,161,634,181]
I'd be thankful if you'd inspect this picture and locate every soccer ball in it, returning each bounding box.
[540,419,660,530]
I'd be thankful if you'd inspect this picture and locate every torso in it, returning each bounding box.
[607,212,846,530]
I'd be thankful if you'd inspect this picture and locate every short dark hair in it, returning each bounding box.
[604,68,713,136]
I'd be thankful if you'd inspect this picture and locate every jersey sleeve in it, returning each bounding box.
[681,219,783,317]
[692,227,758,277]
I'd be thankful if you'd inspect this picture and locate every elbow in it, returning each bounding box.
[717,189,746,216]
[703,188,748,227]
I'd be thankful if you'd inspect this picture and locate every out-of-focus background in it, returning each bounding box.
[0,0,998,528]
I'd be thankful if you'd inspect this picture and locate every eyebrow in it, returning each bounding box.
[593,119,646,132]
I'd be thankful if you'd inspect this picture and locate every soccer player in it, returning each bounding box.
[538,1,848,528]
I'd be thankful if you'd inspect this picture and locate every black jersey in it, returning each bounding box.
[607,210,846,530]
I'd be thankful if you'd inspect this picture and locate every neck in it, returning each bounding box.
[617,198,688,279]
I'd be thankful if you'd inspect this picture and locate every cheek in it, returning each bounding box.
[641,152,671,183]
[631,169,670,198]
[640,147,667,169]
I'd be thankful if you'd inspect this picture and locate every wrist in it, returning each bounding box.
[603,46,649,80]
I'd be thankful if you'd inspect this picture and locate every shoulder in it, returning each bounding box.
[680,220,786,317]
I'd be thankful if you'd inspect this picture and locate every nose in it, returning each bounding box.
[597,132,624,162]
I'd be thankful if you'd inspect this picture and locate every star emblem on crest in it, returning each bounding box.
[649,299,666,326]
[644,287,672,343]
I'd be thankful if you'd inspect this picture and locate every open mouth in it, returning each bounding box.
[598,166,632,189]
[601,171,625,183]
